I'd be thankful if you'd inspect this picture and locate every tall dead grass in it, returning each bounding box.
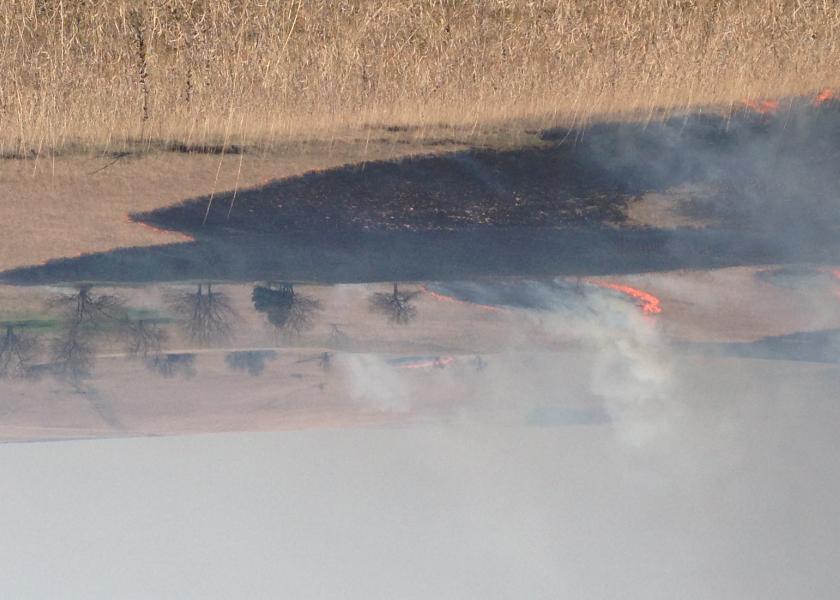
[2,0,839,155]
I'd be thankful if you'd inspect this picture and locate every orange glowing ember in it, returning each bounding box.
[423,286,504,313]
[398,356,455,370]
[814,88,834,106]
[743,98,779,115]
[588,281,663,315]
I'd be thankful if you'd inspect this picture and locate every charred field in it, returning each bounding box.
[139,97,840,237]
[3,95,840,287]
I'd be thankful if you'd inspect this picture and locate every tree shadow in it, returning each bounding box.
[46,286,125,388]
[144,353,197,378]
[252,283,322,338]
[166,283,238,346]
[369,283,419,325]
[0,324,39,378]
[225,350,278,377]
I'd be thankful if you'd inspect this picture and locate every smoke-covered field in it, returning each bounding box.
[1,270,839,598]
[1,263,838,439]
[2,93,840,597]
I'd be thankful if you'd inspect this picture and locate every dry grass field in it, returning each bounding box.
[1,0,839,156]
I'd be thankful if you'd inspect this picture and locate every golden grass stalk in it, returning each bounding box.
[1,0,839,155]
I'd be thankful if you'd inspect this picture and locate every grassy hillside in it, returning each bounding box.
[2,0,839,155]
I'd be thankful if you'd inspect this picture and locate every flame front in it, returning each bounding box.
[423,286,505,313]
[588,281,663,315]
[397,356,455,370]
[831,269,840,301]
[743,98,779,115]
[814,88,834,106]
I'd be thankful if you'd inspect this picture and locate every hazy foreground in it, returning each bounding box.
[2,364,839,599]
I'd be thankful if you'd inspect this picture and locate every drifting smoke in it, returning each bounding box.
[566,93,840,266]
[339,95,840,457]
[392,356,456,370]
[338,278,675,448]
[339,353,413,412]
[533,282,674,446]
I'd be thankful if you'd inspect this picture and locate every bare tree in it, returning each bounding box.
[50,323,96,387]
[48,286,123,386]
[48,285,123,326]
[225,350,277,377]
[124,319,167,359]
[168,283,237,346]
[252,284,322,337]
[0,325,38,378]
[369,282,418,325]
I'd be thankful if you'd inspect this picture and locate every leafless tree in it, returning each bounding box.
[252,284,322,337]
[225,350,277,377]
[50,323,96,387]
[167,283,237,346]
[369,282,418,325]
[0,325,38,378]
[48,285,123,326]
[124,319,167,359]
[48,286,123,386]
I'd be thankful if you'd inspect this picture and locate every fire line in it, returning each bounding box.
[814,88,834,106]
[423,286,505,313]
[743,98,779,115]
[396,356,455,370]
[587,281,663,315]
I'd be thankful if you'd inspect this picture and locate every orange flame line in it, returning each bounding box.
[587,281,663,315]
[814,88,834,106]
[742,98,779,115]
[422,287,505,313]
[397,356,455,370]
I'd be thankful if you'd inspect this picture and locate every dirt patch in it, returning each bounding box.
[626,185,727,229]
[0,139,460,273]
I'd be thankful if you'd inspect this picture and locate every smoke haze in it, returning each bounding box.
[2,100,840,598]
